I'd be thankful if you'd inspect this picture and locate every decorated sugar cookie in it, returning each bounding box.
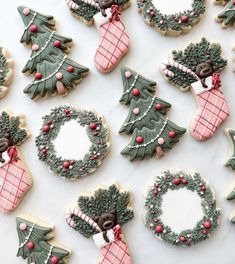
[35,105,110,180]
[0,48,14,99]
[16,215,71,264]
[66,0,130,73]
[66,183,134,264]
[18,6,89,100]
[137,0,206,36]
[161,38,229,141]
[144,169,220,247]
[0,111,32,214]
[119,67,186,161]
[215,0,235,28]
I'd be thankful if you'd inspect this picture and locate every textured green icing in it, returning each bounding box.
[164,38,227,90]
[217,0,235,27]
[18,6,89,99]
[16,217,70,264]
[227,189,235,200]
[119,66,186,161]
[144,170,220,247]
[35,105,110,180]
[137,0,205,35]
[0,47,8,87]
[225,129,235,170]
[70,184,134,238]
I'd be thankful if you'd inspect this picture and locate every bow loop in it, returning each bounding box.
[110,5,121,22]
[113,225,122,241]
[212,72,221,90]
[7,146,19,162]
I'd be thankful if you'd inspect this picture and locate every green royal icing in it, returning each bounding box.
[217,0,235,27]
[16,216,70,264]
[69,184,134,238]
[0,48,9,88]
[144,170,220,247]
[35,105,110,180]
[18,6,89,100]
[119,66,186,161]
[137,0,205,36]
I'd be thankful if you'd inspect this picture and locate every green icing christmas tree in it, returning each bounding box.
[119,67,186,161]
[217,0,235,27]
[18,6,89,100]
[16,216,70,264]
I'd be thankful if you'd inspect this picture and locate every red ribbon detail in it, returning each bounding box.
[7,146,19,162]
[212,72,221,90]
[113,225,122,241]
[110,5,121,22]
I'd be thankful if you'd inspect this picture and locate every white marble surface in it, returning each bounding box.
[1,0,235,263]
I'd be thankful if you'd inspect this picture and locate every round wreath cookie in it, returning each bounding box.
[35,105,110,180]
[144,169,220,247]
[137,0,205,36]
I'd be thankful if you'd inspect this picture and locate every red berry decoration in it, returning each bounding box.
[50,256,59,264]
[29,24,38,33]
[67,66,75,73]
[27,241,35,250]
[179,236,186,242]
[233,0,235,5]
[35,72,43,80]
[173,178,181,186]
[64,109,71,115]
[132,88,140,96]
[43,125,50,132]
[168,131,176,138]
[54,40,61,48]
[201,185,207,191]
[135,136,144,144]
[155,103,162,110]
[150,10,155,17]
[63,161,70,169]
[47,120,52,125]
[89,123,97,130]
[181,16,188,23]
[182,179,188,185]
[42,148,47,155]
[155,225,163,233]
[202,230,208,235]
[203,221,212,229]
[153,190,158,196]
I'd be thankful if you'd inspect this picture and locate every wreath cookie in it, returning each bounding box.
[215,0,235,27]
[137,0,206,36]
[0,48,13,99]
[144,169,220,247]
[35,105,110,180]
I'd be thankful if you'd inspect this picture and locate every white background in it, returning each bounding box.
[1,0,235,263]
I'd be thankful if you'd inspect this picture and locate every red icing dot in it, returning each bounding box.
[50,256,59,264]
[135,136,144,144]
[29,25,38,33]
[155,103,162,110]
[203,221,212,229]
[150,10,155,17]
[154,218,158,223]
[27,241,35,250]
[153,190,158,196]
[182,179,188,185]
[132,88,140,96]
[67,66,75,73]
[63,161,70,169]
[201,186,207,191]
[181,16,188,23]
[173,178,181,186]
[168,131,176,138]
[202,230,208,235]
[233,0,235,4]
[64,109,71,115]
[70,160,75,165]
[89,123,97,130]
[42,148,47,155]
[179,236,186,242]
[155,225,163,233]
[43,125,50,132]
[35,72,43,80]
[47,120,52,125]
[54,40,61,48]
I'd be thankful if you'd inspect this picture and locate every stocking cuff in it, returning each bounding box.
[191,76,213,95]
[94,8,112,29]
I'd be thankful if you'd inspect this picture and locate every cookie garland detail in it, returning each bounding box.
[18,6,89,100]
[144,170,220,247]
[161,38,229,141]
[119,67,186,161]
[215,0,235,27]
[35,105,110,180]
[137,0,205,36]
[0,111,32,214]
[66,183,134,264]
[66,0,130,73]
[16,215,71,264]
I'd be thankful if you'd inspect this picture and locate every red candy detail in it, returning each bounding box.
[132,88,140,96]
[64,109,71,115]
[173,178,181,186]
[203,221,212,229]
[202,230,208,235]
[179,236,186,242]
[135,136,144,144]
[43,125,50,132]
[54,40,61,48]
[63,161,70,169]
[35,72,43,80]
[168,131,176,138]
[154,190,158,196]
[201,186,207,191]
[70,160,75,165]
[155,225,163,233]
[155,103,162,110]
[67,66,75,73]
[182,179,188,185]
[50,256,59,264]
[181,16,188,23]
[150,11,155,17]
[89,123,97,130]
[47,120,52,125]
[42,148,47,155]
[233,0,235,4]
[29,25,38,33]
[27,241,35,250]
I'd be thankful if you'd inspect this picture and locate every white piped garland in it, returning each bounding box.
[29,31,55,61]
[66,0,99,10]
[24,12,37,31]
[44,245,53,264]
[18,224,35,249]
[128,117,168,149]
[122,74,139,96]
[124,97,155,127]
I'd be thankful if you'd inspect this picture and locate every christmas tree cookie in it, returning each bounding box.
[0,111,32,214]
[144,169,220,247]
[66,0,130,73]
[161,38,229,141]
[16,215,71,264]
[0,47,14,99]
[18,6,89,100]
[119,67,186,161]
[36,105,110,180]
[66,183,134,264]
[215,0,235,28]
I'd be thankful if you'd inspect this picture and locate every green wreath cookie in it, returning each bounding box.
[35,105,110,180]
[137,0,206,36]
[144,169,220,247]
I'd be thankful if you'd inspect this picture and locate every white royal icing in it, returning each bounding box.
[94,8,112,29]
[93,228,115,248]
[191,76,213,95]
